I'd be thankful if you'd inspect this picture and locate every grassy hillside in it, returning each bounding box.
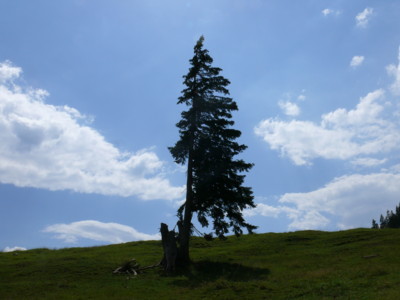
[1,229,400,299]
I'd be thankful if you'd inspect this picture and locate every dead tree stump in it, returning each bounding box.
[160,223,178,272]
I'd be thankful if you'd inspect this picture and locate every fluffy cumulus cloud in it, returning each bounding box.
[355,7,373,28]
[0,61,185,200]
[278,101,300,116]
[350,55,365,68]
[276,92,305,117]
[247,172,400,230]
[256,48,400,166]
[255,89,399,165]
[284,172,400,230]
[43,220,160,244]
[3,246,27,252]
[251,48,400,230]
[0,61,21,82]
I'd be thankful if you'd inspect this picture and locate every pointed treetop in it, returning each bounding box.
[196,35,205,48]
[194,35,204,49]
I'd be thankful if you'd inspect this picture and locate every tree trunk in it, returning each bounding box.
[178,150,194,265]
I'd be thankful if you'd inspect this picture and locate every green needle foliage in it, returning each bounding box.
[169,36,256,262]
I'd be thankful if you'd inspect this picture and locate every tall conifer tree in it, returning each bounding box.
[169,36,256,263]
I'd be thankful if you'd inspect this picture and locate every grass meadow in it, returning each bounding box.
[1,228,400,299]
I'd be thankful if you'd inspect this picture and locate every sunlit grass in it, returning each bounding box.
[1,229,399,299]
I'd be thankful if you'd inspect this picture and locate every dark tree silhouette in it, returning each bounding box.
[372,202,400,229]
[169,36,257,264]
[371,219,379,229]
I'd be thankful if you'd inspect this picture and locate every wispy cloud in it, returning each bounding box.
[3,246,27,252]
[43,220,160,244]
[351,157,387,167]
[297,94,306,101]
[322,8,341,17]
[0,61,185,200]
[244,203,298,219]
[355,7,373,28]
[386,47,400,95]
[350,55,365,68]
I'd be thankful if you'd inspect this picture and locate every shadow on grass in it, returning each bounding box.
[172,260,270,287]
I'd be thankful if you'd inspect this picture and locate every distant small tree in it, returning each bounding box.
[372,203,400,229]
[379,214,387,228]
[169,36,257,265]
[371,219,379,229]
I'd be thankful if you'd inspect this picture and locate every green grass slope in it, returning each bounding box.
[1,229,399,299]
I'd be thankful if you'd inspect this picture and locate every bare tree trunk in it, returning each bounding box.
[178,150,194,265]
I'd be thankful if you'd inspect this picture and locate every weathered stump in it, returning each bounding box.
[160,223,178,272]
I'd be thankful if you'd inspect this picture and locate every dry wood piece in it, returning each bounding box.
[113,259,160,276]
[113,258,140,275]
[114,223,178,276]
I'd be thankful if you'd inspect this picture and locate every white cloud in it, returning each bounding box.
[250,46,400,231]
[350,56,365,68]
[0,60,185,200]
[287,210,330,230]
[321,89,385,126]
[0,61,22,83]
[351,157,387,167]
[355,7,373,28]
[244,203,296,218]
[386,47,400,95]
[3,246,27,252]
[280,172,400,230]
[297,94,306,101]
[322,8,341,16]
[322,8,332,16]
[255,89,400,165]
[43,220,160,244]
[278,101,300,116]
[247,172,400,230]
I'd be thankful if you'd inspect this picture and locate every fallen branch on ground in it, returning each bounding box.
[113,259,161,276]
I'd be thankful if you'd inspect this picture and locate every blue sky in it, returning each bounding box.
[1,1,400,251]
